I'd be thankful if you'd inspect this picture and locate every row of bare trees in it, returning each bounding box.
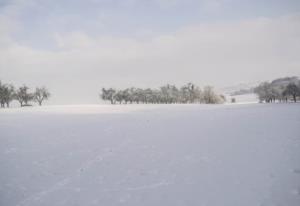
[254,77,300,103]
[0,81,50,108]
[101,83,226,104]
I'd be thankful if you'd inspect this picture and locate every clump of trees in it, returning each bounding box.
[100,83,225,104]
[0,80,50,108]
[254,77,300,103]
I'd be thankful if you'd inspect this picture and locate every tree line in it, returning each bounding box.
[254,77,300,103]
[0,80,50,108]
[101,83,226,104]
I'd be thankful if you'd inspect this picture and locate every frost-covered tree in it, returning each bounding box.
[186,82,196,103]
[193,86,203,103]
[254,82,272,103]
[0,81,5,107]
[129,87,140,104]
[34,87,50,106]
[114,90,125,104]
[121,89,131,104]
[254,77,300,103]
[179,85,190,103]
[3,84,14,107]
[101,88,116,104]
[127,87,136,104]
[283,83,299,102]
[202,86,220,104]
[178,83,202,103]
[160,84,177,104]
[15,85,33,107]
[0,82,14,108]
[99,83,225,105]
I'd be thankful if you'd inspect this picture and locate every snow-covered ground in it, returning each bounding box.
[0,104,300,206]
[226,93,258,104]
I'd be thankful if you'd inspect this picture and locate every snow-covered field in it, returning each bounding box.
[0,104,300,206]
[226,93,258,104]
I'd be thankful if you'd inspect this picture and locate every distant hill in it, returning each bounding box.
[222,76,300,97]
[221,82,260,96]
[270,76,299,87]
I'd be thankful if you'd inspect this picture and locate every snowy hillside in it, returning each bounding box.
[221,82,260,95]
[226,93,258,104]
[0,104,300,206]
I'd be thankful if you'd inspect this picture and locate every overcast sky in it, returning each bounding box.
[0,0,300,104]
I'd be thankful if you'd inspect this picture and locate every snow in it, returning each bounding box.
[227,93,258,104]
[0,104,300,206]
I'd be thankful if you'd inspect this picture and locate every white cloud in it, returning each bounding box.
[54,32,93,50]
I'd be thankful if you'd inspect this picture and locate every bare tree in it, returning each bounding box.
[114,90,125,104]
[0,81,5,108]
[34,87,51,106]
[101,88,116,104]
[15,85,33,107]
[254,82,269,103]
[0,82,14,108]
[283,83,299,102]
[3,84,14,107]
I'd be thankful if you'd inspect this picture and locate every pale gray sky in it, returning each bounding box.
[0,0,300,104]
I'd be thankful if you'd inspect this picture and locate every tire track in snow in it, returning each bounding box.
[102,180,172,193]
[101,174,177,193]
[16,139,132,206]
